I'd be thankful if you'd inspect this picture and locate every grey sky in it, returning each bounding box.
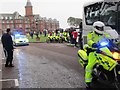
[0,0,97,29]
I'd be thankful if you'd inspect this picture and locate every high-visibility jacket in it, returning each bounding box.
[87,31,111,47]
[85,31,111,83]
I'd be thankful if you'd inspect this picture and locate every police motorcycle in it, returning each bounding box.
[78,38,120,89]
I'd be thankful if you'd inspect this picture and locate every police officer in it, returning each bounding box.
[85,21,110,88]
[1,28,14,67]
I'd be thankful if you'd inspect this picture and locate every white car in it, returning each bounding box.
[12,34,29,46]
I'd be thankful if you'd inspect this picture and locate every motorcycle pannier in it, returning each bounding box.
[78,50,88,67]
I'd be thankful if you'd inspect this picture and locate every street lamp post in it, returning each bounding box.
[36,20,39,32]
[78,22,83,49]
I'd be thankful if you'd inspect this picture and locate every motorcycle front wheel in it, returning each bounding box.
[114,81,120,90]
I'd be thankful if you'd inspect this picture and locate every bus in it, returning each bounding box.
[82,0,120,46]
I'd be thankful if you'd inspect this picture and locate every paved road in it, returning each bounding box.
[0,44,2,89]
[1,43,87,89]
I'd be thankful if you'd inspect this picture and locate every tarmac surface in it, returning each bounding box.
[0,42,115,89]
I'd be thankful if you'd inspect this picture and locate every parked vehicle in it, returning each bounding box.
[12,34,29,46]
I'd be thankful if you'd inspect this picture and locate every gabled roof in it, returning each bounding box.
[0,12,23,20]
[33,14,40,20]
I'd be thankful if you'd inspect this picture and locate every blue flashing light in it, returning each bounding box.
[100,42,108,46]
[15,34,20,36]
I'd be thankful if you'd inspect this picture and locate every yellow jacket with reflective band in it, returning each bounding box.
[63,32,68,37]
[87,31,111,47]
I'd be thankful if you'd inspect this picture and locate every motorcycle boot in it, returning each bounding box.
[85,82,92,89]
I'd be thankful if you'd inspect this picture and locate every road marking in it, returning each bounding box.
[14,79,19,86]
[2,58,5,60]
[0,70,1,72]
[0,79,19,86]
[0,79,14,82]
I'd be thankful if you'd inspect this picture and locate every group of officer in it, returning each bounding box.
[47,30,69,43]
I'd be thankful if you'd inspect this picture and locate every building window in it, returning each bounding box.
[2,21,5,23]
[1,17,4,19]
[11,20,13,23]
[6,25,10,28]
[19,24,22,27]
[2,25,5,29]
[6,20,9,23]
[25,20,28,23]
[25,24,28,28]
[11,25,14,28]
[16,20,18,23]
[10,17,12,20]
[19,20,23,23]
[5,17,8,20]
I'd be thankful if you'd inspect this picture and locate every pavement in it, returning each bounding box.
[0,43,19,89]
[0,44,2,90]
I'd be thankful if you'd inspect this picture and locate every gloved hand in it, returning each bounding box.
[92,43,98,48]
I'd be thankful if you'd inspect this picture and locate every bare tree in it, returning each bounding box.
[67,17,82,27]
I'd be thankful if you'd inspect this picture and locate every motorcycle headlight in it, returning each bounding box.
[113,52,120,60]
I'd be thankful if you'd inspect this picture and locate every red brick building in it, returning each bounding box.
[0,0,59,34]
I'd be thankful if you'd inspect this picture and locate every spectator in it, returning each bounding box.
[40,31,42,36]
[43,29,47,37]
[72,30,78,47]
[35,31,39,38]
[69,28,74,44]
[1,28,14,67]
[30,30,34,39]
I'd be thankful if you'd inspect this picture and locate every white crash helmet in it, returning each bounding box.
[93,21,105,34]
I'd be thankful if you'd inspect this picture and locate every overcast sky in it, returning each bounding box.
[0,0,97,29]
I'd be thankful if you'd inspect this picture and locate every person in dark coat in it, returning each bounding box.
[1,28,14,67]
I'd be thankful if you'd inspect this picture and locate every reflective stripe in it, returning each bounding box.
[85,78,92,82]
[87,38,91,41]
[86,69,92,73]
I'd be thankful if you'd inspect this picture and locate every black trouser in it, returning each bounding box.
[73,38,77,46]
[3,48,7,58]
[5,49,13,66]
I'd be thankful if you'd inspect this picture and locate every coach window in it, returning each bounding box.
[84,2,102,25]
[100,2,116,26]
